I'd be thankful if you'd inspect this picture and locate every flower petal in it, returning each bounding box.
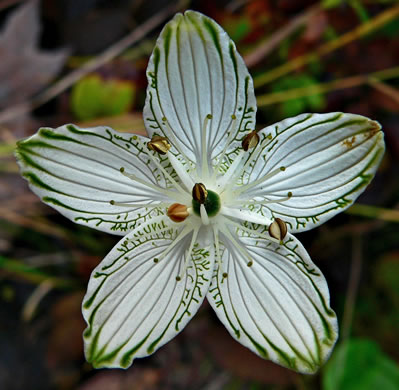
[16,124,181,235]
[143,11,256,165]
[239,113,385,232]
[207,230,338,374]
[82,218,215,368]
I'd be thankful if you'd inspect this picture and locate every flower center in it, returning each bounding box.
[192,189,221,217]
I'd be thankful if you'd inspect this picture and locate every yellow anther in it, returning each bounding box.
[147,135,171,155]
[192,183,208,204]
[167,203,189,223]
[268,218,288,242]
[241,131,260,151]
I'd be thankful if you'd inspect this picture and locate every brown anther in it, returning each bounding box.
[147,135,171,155]
[268,218,288,242]
[167,203,189,223]
[192,183,208,204]
[241,131,259,151]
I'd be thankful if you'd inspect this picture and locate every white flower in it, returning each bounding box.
[16,11,385,373]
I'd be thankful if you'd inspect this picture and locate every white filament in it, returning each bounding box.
[136,137,189,199]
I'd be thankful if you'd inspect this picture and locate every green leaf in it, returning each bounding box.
[323,339,399,390]
[322,0,344,9]
[272,74,326,117]
[70,75,135,121]
[70,75,104,120]
[102,80,135,117]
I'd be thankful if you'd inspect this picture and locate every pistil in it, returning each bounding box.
[200,204,210,225]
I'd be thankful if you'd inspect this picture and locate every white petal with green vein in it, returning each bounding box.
[143,11,257,166]
[207,231,338,374]
[15,124,180,235]
[15,9,385,374]
[237,112,385,233]
[83,219,214,368]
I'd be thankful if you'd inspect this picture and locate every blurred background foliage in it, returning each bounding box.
[0,0,398,389]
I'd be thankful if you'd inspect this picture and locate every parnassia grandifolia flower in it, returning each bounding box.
[16,11,385,373]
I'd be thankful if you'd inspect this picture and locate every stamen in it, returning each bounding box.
[268,218,288,242]
[228,134,274,190]
[241,130,260,151]
[234,166,286,196]
[147,136,171,154]
[167,203,189,223]
[136,137,189,199]
[220,134,274,194]
[200,204,210,225]
[192,183,208,204]
[176,228,199,281]
[119,166,187,204]
[221,215,281,245]
[201,114,212,178]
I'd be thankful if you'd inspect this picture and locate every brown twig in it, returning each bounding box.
[0,207,71,241]
[0,2,181,125]
[0,0,25,12]
[253,4,399,87]
[368,78,399,106]
[256,65,399,106]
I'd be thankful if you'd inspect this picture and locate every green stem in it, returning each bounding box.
[0,256,79,289]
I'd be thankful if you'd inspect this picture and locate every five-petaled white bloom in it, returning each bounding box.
[16,11,384,373]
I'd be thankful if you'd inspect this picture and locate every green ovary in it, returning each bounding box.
[192,190,221,217]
